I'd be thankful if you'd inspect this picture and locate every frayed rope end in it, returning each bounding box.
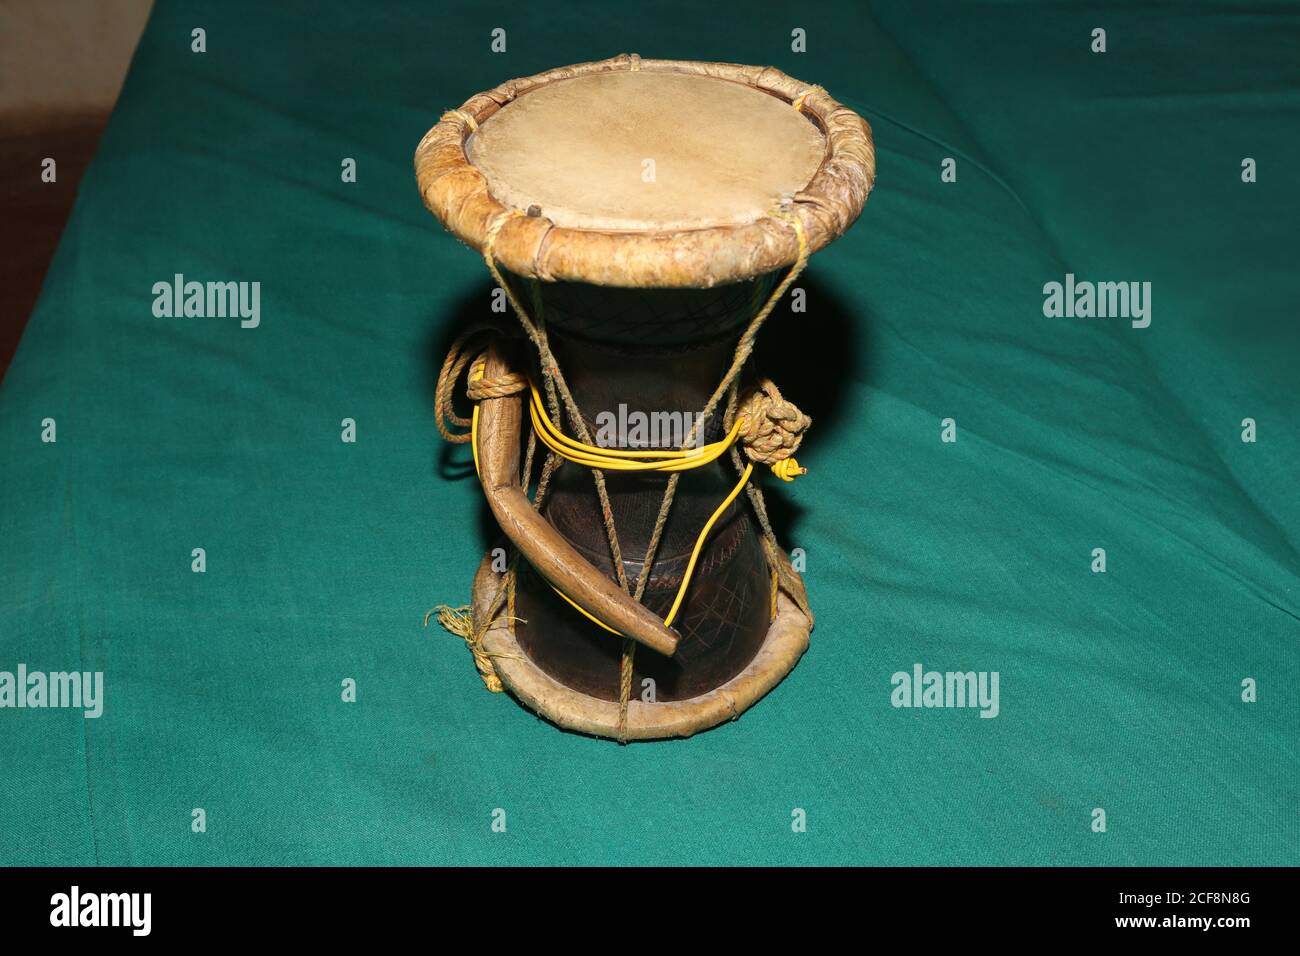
[426,603,505,693]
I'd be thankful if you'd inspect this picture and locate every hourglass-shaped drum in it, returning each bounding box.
[417,55,874,739]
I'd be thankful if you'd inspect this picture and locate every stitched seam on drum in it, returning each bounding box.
[445,108,478,133]
[448,171,484,224]
[532,220,557,280]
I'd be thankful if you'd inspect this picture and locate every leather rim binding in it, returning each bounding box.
[415,54,876,289]
[470,551,812,741]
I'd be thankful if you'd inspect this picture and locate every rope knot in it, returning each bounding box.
[434,325,513,444]
[737,379,811,479]
[465,354,527,401]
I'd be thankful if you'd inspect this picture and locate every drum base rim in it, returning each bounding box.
[470,553,811,741]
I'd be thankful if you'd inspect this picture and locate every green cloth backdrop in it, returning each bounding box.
[1,0,1296,865]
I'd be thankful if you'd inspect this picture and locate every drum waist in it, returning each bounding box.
[542,467,753,575]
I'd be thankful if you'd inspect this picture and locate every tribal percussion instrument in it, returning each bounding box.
[418,55,874,740]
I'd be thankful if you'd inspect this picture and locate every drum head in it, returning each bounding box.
[416,55,875,288]
[466,71,826,232]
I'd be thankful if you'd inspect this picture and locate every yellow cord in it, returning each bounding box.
[544,464,754,634]
[664,462,753,627]
[528,384,745,473]
[552,583,624,635]
[770,457,805,482]
[528,382,732,461]
[469,359,484,476]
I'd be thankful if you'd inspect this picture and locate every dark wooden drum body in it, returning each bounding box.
[510,276,777,702]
